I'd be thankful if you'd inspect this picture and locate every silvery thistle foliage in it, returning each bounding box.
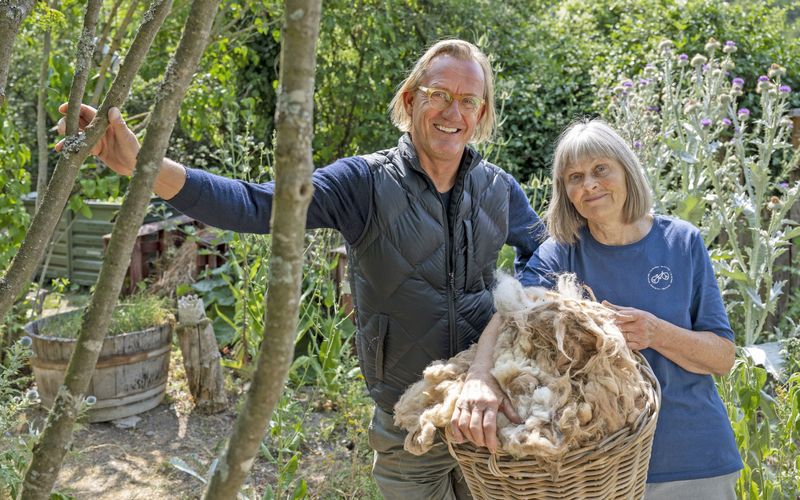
[609,38,800,345]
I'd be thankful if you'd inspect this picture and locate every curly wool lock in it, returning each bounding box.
[394,273,651,463]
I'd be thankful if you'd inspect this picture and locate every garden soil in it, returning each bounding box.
[35,347,373,499]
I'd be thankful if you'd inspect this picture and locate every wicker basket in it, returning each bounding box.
[446,354,661,500]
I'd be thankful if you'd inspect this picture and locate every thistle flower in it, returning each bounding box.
[633,141,642,149]
[700,118,712,128]
[85,395,97,406]
[19,336,32,347]
[704,38,721,53]
[758,75,769,83]
[780,117,794,128]
[677,53,689,67]
[723,41,737,54]
[779,85,792,94]
[639,78,650,86]
[768,64,786,78]
[780,182,790,189]
[647,105,660,112]
[722,118,732,127]
[737,108,750,119]
[622,80,634,88]
[732,77,745,88]
[691,54,707,67]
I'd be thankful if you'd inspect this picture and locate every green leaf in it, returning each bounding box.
[291,480,308,499]
[675,194,705,224]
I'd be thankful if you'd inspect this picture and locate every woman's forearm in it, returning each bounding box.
[651,319,735,376]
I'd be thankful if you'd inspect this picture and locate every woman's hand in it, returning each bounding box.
[451,370,521,453]
[603,301,662,351]
[55,103,140,176]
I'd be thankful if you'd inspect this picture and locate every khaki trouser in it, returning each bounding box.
[645,471,740,500]
[369,407,473,500]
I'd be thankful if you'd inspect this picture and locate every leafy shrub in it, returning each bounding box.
[718,356,800,498]
[0,337,39,498]
[608,39,799,345]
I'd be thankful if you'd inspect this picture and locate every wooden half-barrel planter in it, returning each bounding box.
[25,315,173,423]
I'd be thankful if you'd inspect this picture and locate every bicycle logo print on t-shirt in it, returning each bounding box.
[648,266,673,290]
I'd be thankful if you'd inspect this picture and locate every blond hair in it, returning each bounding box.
[389,39,496,143]
[548,119,653,244]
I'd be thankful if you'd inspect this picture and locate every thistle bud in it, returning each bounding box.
[85,395,97,406]
[659,39,674,52]
[691,54,707,67]
[768,64,786,78]
[723,41,737,54]
[722,60,735,71]
[26,389,40,401]
[704,38,721,53]
[19,336,32,347]
[719,94,732,105]
[684,99,699,114]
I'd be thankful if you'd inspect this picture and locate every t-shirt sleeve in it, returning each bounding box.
[504,173,547,276]
[166,157,370,243]
[518,238,564,289]
[689,231,734,341]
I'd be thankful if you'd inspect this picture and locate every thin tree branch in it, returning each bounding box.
[0,0,172,333]
[18,0,223,496]
[0,0,35,104]
[202,0,321,496]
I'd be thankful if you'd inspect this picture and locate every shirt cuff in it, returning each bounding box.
[166,167,205,212]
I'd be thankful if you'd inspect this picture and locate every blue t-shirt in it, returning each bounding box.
[167,154,544,273]
[520,215,742,483]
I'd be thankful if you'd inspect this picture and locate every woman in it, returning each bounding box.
[452,119,742,498]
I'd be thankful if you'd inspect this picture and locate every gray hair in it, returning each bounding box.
[389,39,496,143]
[547,119,653,244]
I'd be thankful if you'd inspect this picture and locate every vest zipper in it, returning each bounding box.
[440,197,457,358]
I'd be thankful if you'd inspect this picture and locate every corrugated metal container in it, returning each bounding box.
[23,194,169,285]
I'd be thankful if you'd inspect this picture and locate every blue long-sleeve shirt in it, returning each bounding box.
[167,155,545,273]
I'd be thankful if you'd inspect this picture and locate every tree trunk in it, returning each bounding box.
[202,0,321,496]
[90,0,141,107]
[177,295,227,413]
[0,0,35,105]
[18,0,220,496]
[0,0,171,321]
[35,24,52,211]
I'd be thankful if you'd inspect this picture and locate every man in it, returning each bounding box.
[59,39,544,499]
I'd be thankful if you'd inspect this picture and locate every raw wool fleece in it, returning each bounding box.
[394,273,650,465]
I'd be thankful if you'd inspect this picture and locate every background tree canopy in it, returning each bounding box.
[5,0,800,194]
